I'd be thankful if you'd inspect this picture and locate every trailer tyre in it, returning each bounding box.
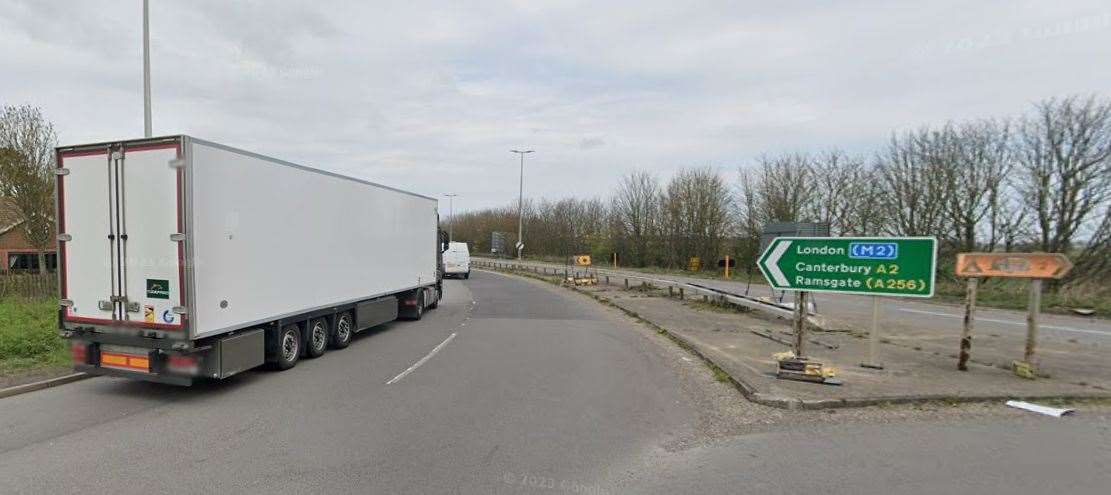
[402,291,424,320]
[413,292,424,320]
[272,324,301,370]
[332,312,353,349]
[306,318,328,358]
[464,271,470,279]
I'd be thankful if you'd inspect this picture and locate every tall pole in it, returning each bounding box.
[510,150,533,260]
[142,0,152,138]
[958,277,978,371]
[792,291,808,358]
[444,193,457,241]
[1024,279,1042,365]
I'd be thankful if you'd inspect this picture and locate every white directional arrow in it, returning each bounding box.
[765,240,791,287]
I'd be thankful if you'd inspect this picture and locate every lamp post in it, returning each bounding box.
[443,193,458,241]
[509,149,533,260]
[142,0,152,137]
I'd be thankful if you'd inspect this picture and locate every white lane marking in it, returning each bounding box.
[897,308,1111,336]
[385,332,457,385]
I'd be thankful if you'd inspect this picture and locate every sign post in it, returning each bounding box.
[862,296,883,369]
[955,252,1072,377]
[758,237,937,363]
[958,277,978,371]
[792,291,808,357]
[718,256,736,279]
[1025,279,1042,365]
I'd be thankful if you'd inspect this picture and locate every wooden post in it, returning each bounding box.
[668,286,674,297]
[724,255,730,279]
[679,287,684,300]
[958,277,977,371]
[605,275,609,284]
[624,278,629,289]
[613,252,618,269]
[1024,279,1042,364]
[793,291,808,358]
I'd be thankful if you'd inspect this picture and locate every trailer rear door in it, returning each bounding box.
[57,139,186,333]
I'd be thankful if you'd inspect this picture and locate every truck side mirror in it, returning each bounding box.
[440,231,450,252]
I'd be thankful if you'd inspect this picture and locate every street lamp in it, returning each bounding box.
[509,149,533,260]
[142,0,152,137]
[443,193,458,242]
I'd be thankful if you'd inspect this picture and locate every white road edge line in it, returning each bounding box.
[385,332,457,385]
[897,308,1110,336]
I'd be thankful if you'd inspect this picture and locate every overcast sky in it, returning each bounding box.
[1,0,1108,211]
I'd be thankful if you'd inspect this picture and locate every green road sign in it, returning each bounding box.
[757,237,937,297]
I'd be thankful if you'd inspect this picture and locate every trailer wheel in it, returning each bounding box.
[428,287,440,310]
[464,271,470,279]
[401,291,425,320]
[332,312,353,349]
[272,324,301,370]
[306,318,328,358]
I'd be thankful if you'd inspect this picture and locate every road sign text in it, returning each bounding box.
[758,237,937,297]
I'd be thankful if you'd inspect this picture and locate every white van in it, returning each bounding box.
[444,242,471,279]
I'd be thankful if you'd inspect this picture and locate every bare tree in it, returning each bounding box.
[663,167,731,269]
[808,150,883,236]
[751,153,813,223]
[1018,95,1111,284]
[0,105,57,273]
[936,119,1015,252]
[875,128,950,238]
[612,171,661,266]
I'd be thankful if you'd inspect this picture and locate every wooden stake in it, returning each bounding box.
[958,277,977,371]
[791,293,808,357]
[1024,279,1042,364]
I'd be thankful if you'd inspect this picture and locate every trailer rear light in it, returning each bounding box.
[167,354,200,375]
[71,342,88,364]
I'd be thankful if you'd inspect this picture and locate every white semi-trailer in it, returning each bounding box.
[56,136,446,385]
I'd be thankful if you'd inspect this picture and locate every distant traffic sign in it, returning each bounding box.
[757,237,937,297]
[955,253,1072,279]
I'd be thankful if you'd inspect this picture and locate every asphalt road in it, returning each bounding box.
[486,258,1111,344]
[2,271,1108,494]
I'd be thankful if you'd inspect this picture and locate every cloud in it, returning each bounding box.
[579,137,605,149]
[0,0,1108,213]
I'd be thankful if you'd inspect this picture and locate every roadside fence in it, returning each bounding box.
[0,273,57,300]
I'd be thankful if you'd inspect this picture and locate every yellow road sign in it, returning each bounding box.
[955,253,1072,279]
[574,255,592,266]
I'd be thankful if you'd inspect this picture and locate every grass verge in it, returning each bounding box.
[0,298,67,375]
[934,278,1110,316]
